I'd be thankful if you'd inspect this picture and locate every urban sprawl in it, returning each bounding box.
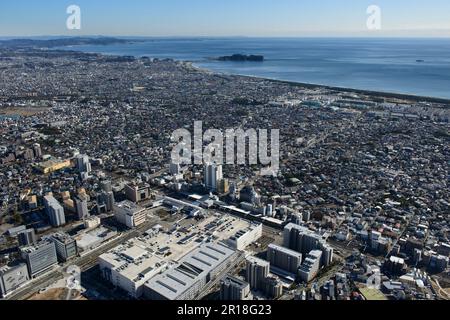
[0,46,449,301]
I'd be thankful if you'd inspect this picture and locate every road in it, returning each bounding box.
[5,215,160,300]
[309,263,344,290]
[431,278,450,300]
[5,201,275,300]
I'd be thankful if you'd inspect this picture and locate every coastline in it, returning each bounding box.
[187,61,450,105]
[61,47,450,105]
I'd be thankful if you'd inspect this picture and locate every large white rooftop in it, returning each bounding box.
[99,238,166,283]
[114,200,145,214]
[99,213,253,287]
[145,242,236,300]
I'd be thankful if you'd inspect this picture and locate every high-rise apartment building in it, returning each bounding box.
[298,250,322,283]
[44,195,66,227]
[33,143,42,159]
[267,243,302,274]
[75,195,89,220]
[17,229,37,247]
[204,164,223,192]
[245,256,270,291]
[220,275,251,300]
[283,223,333,267]
[76,154,91,173]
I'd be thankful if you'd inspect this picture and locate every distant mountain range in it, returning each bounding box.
[0,37,136,48]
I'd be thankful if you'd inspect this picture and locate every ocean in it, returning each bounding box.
[61,38,450,99]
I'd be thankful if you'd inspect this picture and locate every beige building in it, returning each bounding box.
[114,200,147,228]
[125,183,151,203]
[35,159,72,174]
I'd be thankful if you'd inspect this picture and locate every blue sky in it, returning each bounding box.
[1,0,449,37]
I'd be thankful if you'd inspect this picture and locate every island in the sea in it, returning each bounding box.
[216,54,264,62]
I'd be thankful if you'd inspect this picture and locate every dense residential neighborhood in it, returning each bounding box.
[0,46,449,301]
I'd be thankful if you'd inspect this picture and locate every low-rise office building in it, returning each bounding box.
[114,200,147,228]
[7,225,26,237]
[47,232,78,262]
[227,223,263,251]
[84,216,101,229]
[19,240,58,278]
[99,240,168,298]
[125,183,151,203]
[0,262,30,298]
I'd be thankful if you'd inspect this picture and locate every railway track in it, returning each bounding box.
[4,217,160,300]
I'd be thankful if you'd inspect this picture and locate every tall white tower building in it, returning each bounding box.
[76,154,91,174]
[204,164,223,192]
